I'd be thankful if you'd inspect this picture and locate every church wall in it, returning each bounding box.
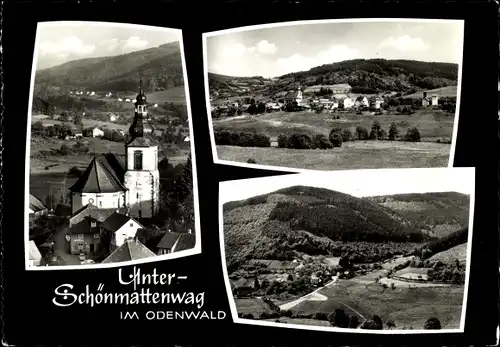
[71,192,125,213]
[124,170,160,219]
[126,146,158,171]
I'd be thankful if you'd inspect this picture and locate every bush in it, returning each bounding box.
[355,126,369,140]
[329,133,343,148]
[247,158,257,164]
[386,320,396,329]
[214,130,271,147]
[68,166,82,177]
[312,134,333,149]
[341,129,352,142]
[59,144,72,156]
[405,127,421,142]
[329,309,350,328]
[388,122,398,140]
[281,310,293,317]
[277,134,288,148]
[424,317,441,330]
[349,315,360,328]
[313,312,328,321]
[287,133,313,149]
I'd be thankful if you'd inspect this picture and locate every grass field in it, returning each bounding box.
[403,86,458,99]
[213,109,456,142]
[216,140,450,170]
[235,298,273,316]
[291,279,463,329]
[428,243,468,265]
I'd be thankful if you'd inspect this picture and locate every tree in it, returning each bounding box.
[386,320,396,329]
[329,133,343,148]
[254,277,260,290]
[329,309,349,328]
[74,114,83,126]
[369,120,383,140]
[424,317,442,330]
[405,127,421,142]
[356,126,369,140]
[388,122,398,140]
[372,315,383,330]
[349,315,360,328]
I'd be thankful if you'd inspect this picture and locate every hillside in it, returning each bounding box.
[35,41,184,93]
[223,186,468,270]
[367,192,470,237]
[209,59,459,97]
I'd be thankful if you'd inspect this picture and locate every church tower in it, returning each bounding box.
[123,80,160,219]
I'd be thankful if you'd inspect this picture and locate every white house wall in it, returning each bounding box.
[114,219,144,248]
[126,146,158,171]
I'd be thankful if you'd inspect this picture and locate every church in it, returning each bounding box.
[69,81,160,220]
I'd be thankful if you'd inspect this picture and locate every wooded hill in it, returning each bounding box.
[223,186,469,270]
[209,59,459,96]
[35,42,184,93]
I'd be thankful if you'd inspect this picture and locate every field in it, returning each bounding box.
[213,109,456,142]
[428,243,468,265]
[217,141,450,170]
[289,279,463,329]
[403,86,458,99]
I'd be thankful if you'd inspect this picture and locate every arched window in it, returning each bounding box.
[134,150,143,170]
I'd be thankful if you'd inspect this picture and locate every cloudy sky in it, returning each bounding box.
[219,168,474,204]
[35,21,181,70]
[206,20,464,78]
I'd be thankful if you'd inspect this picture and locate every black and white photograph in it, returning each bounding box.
[203,19,464,172]
[26,21,200,269]
[219,168,474,332]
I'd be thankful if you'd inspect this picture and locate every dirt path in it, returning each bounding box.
[279,279,336,311]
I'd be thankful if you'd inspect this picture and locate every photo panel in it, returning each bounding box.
[203,18,464,173]
[26,21,201,270]
[219,167,475,333]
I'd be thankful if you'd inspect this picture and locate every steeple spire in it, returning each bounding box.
[128,78,154,141]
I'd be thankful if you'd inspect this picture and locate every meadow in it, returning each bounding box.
[216,141,450,171]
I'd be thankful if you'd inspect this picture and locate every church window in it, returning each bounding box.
[134,151,143,170]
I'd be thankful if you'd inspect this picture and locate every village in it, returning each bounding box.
[210,83,456,118]
[28,83,196,267]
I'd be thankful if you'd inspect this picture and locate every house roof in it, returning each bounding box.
[157,232,181,250]
[69,155,127,193]
[70,204,127,226]
[68,219,100,235]
[284,91,300,99]
[173,233,196,252]
[100,212,143,233]
[29,194,46,213]
[29,240,42,261]
[355,96,367,101]
[101,239,156,263]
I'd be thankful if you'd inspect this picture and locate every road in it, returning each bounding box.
[53,223,81,265]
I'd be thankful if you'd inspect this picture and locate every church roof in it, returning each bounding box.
[69,155,127,193]
[102,238,156,263]
[127,136,158,147]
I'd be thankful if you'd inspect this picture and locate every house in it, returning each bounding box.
[100,212,145,252]
[118,98,123,102]
[90,91,96,96]
[29,194,48,219]
[101,238,156,263]
[153,103,158,108]
[108,113,119,122]
[156,231,195,255]
[355,96,369,108]
[230,278,257,296]
[184,136,190,142]
[283,86,303,105]
[67,215,102,256]
[421,91,439,106]
[369,96,384,109]
[28,240,43,267]
[341,97,355,109]
[68,155,127,214]
[178,124,190,137]
[125,98,131,103]
[92,127,104,138]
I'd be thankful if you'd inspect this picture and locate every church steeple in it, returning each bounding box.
[128,78,155,140]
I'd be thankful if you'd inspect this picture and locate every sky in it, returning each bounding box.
[35,21,181,70]
[219,167,475,204]
[206,19,464,78]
